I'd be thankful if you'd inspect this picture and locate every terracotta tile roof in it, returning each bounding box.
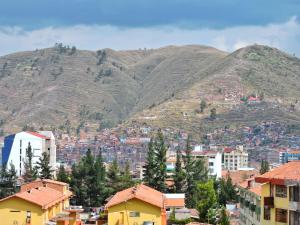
[223,170,259,185]
[105,184,164,209]
[255,161,300,185]
[0,186,72,209]
[26,131,50,139]
[249,185,262,196]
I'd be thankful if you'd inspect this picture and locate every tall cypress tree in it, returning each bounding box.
[184,135,195,207]
[90,150,108,206]
[70,162,88,206]
[57,165,69,183]
[260,160,270,174]
[173,148,185,193]
[37,152,53,179]
[183,135,208,208]
[143,138,156,188]
[153,130,167,192]
[23,142,37,182]
[107,158,121,193]
[0,162,17,198]
[120,161,134,190]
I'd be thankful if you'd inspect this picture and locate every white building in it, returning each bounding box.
[222,147,248,171]
[188,150,222,178]
[2,131,56,176]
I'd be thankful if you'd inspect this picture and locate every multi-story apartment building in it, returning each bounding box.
[187,150,222,178]
[223,146,248,171]
[238,178,261,225]
[255,161,300,225]
[2,131,56,176]
[279,150,300,164]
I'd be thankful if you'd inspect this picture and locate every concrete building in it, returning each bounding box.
[188,150,222,178]
[2,131,56,176]
[238,178,261,225]
[279,150,300,164]
[255,161,300,225]
[223,147,248,171]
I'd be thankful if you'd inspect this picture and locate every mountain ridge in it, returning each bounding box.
[0,44,299,135]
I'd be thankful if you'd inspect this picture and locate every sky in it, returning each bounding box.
[0,0,299,56]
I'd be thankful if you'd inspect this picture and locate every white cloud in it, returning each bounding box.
[0,17,299,56]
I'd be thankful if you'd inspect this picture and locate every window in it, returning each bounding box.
[289,186,300,202]
[209,162,214,166]
[275,208,287,223]
[264,207,270,220]
[129,211,140,217]
[276,185,287,198]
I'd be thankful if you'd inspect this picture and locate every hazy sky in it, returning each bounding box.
[0,0,299,56]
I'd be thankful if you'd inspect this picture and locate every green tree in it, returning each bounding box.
[183,135,208,208]
[152,130,167,192]
[70,149,108,207]
[219,207,230,225]
[217,176,237,206]
[89,150,108,206]
[119,161,135,190]
[37,152,53,179]
[143,138,156,188]
[260,160,270,174]
[200,100,207,113]
[107,158,122,193]
[57,165,69,183]
[173,148,185,193]
[0,162,17,198]
[23,142,38,182]
[70,162,88,206]
[196,180,217,222]
[210,108,217,120]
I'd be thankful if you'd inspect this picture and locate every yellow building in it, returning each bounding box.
[0,179,74,225]
[255,161,300,225]
[105,184,167,225]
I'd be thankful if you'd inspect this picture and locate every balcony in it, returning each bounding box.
[264,197,274,208]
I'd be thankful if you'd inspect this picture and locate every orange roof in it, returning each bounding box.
[0,186,72,209]
[255,161,300,185]
[105,184,164,209]
[222,170,259,185]
[249,186,262,196]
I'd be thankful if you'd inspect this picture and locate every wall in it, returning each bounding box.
[107,198,162,225]
[0,197,44,225]
[260,183,289,225]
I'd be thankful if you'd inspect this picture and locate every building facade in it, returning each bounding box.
[187,150,222,178]
[255,161,300,225]
[2,131,56,176]
[105,184,167,225]
[223,147,248,171]
[238,178,261,225]
[279,150,300,164]
[0,179,74,225]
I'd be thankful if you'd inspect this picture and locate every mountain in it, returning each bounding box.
[126,45,300,138]
[0,44,299,136]
[0,44,225,134]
